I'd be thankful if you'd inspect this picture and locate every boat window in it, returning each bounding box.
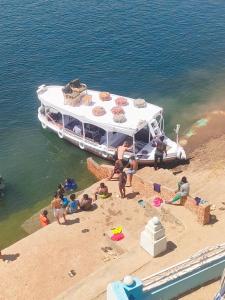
[106,132,131,148]
[84,124,105,143]
[134,125,150,152]
[45,107,62,125]
[64,115,83,136]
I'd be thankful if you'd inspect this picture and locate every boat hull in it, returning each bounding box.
[38,114,184,165]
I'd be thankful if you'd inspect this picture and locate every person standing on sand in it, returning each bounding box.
[126,156,138,187]
[107,159,123,181]
[117,141,133,162]
[118,171,127,198]
[154,136,167,170]
[51,193,67,224]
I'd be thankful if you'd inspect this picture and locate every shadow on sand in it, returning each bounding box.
[64,218,80,225]
[1,253,20,262]
[156,241,177,257]
[126,192,140,199]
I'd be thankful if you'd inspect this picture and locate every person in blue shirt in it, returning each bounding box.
[66,193,79,214]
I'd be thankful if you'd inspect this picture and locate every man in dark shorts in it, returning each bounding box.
[154,136,167,170]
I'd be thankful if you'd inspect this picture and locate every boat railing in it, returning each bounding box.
[142,244,225,292]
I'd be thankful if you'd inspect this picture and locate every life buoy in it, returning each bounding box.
[79,141,85,150]
[58,130,64,139]
[41,122,47,129]
[102,151,108,158]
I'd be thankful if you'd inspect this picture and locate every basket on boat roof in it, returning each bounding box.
[115,96,128,106]
[134,98,147,108]
[111,106,125,115]
[63,79,87,106]
[99,92,111,101]
[113,113,127,123]
[92,106,106,116]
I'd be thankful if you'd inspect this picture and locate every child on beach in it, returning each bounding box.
[79,194,93,211]
[108,160,123,181]
[126,156,138,187]
[39,210,50,227]
[118,171,127,198]
[66,194,79,214]
[51,193,67,224]
[94,182,109,200]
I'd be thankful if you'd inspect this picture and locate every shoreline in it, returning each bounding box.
[1,111,225,299]
[19,109,225,237]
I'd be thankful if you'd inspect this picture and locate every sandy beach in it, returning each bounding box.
[1,110,225,300]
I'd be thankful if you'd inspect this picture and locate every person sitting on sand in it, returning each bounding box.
[108,159,123,181]
[66,194,79,214]
[126,156,138,187]
[60,194,69,208]
[51,193,67,224]
[118,171,127,198]
[117,141,133,162]
[79,194,93,211]
[39,210,50,227]
[166,176,190,204]
[95,182,109,200]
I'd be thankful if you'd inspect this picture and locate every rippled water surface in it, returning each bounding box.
[1,0,225,248]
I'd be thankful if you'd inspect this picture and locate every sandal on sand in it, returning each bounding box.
[68,270,76,277]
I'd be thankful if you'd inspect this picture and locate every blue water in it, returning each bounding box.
[1,0,225,248]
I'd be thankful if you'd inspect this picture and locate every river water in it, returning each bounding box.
[1,0,225,248]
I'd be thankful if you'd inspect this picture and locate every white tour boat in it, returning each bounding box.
[36,79,186,164]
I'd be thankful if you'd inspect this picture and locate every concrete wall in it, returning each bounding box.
[107,257,225,300]
[87,158,211,225]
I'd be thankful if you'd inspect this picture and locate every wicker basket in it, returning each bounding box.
[111,106,125,115]
[92,106,106,116]
[134,98,147,108]
[63,93,81,106]
[115,97,128,106]
[99,92,111,101]
[81,94,92,106]
[113,113,127,123]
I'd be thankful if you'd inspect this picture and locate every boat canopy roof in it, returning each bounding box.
[38,85,162,136]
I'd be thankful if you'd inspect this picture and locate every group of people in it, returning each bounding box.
[39,137,186,227]
[39,178,93,226]
[107,141,139,198]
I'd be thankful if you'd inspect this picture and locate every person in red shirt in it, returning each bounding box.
[39,210,50,227]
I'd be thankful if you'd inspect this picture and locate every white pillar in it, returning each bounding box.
[140,216,167,257]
